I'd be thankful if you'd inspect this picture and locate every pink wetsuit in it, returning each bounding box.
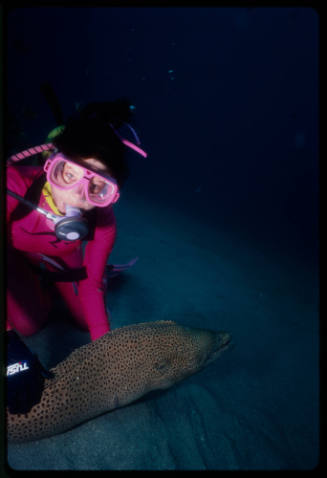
[7,165,117,341]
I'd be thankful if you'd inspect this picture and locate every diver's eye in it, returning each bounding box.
[63,172,75,183]
[61,162,84,184]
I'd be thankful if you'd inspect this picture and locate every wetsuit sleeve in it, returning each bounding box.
[6,330,53,414]
[78,207,117,341]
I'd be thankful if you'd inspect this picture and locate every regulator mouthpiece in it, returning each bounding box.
[54,205,89,241]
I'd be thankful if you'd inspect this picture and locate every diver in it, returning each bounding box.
[6,99,147,414]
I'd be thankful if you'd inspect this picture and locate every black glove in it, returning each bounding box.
[6,330,54,414]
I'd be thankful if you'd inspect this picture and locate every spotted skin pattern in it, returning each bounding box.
[7,321,231,443]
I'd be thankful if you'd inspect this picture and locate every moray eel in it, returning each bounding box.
[7,320,231,443]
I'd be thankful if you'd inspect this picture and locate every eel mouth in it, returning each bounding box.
[204,332,232,366]
[219,332,232,349]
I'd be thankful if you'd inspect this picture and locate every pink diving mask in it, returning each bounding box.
[44,153,120,207]
[7,121,148,207]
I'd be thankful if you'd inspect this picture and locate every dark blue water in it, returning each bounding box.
[5,7,319,471]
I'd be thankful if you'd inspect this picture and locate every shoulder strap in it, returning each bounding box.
[9,172,47,223]
[83,208,97,241]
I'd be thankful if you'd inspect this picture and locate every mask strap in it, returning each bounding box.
[7,143,55,165]
[109,123,148,158]
[124,123,141,145]
[7,121,148,165]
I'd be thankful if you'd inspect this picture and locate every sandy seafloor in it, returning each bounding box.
[6,185,319,471]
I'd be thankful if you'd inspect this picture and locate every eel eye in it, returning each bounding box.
[154,359,170,372]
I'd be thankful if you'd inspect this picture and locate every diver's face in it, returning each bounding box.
[51,158,109,214]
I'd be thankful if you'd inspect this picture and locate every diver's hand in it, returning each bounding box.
[106,257,139,278]
[6,330,54,414]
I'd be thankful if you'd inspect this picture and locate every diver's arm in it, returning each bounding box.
[78,207,117,341]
